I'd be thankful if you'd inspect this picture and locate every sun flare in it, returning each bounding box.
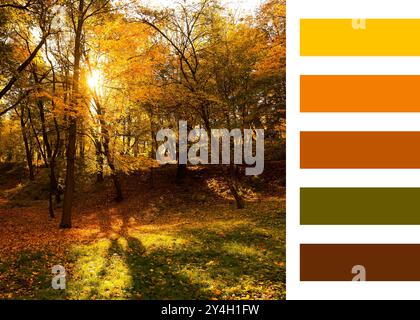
[87,69,102,91]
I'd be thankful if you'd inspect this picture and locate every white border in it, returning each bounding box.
[286,0,420,300]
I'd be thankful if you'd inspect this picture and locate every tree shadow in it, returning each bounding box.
[75,204,208,300]
[66,165,285,300]
[175,222,285,284]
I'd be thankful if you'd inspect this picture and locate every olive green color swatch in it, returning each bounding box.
[301,188,420,225]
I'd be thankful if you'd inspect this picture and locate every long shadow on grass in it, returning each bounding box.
[69,167,285,299]
[126,225,283,299]
[81,213,284,299]
[118,208,209,299]
[3,216,284,299]
[123,237,208,299]
[174,225,285,291]
[77,208,207,299]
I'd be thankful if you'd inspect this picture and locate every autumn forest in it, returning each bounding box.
[0,0,285,300]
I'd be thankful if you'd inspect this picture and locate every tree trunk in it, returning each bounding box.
[202,110,245,209]
[48,157,59,218]
[93,96,123,202]
[149,113,156,188]
[33,62,59,219]
[175,120,187,183]
[95,140,104,183]
[61,1,84,228]
[78,124,85,166]
[103,136,123,202]
[61,119,77,228]
[111,172,123,202]
[19,105,35,181]
[24,134,35,181]
[176,163,187,183]
[229,164,244,209]
[48,173,55,218]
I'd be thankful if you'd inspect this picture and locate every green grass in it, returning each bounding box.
[0,200,285,300]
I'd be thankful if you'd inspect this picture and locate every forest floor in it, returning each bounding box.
[0,162,285,300]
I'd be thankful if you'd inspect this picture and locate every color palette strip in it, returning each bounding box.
[301,244,420,281]
[301,131,420,168]
[301,75,420,112]
[301,188,420,225]
[301,19,420,56]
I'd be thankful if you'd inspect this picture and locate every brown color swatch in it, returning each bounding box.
[301,244,420,281]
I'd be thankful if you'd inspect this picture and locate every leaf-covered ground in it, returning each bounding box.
[0,163,285,300]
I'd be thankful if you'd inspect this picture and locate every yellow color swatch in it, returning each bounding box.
[301,19,420,56]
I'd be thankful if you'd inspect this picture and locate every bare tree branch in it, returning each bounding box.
[0,0,33,10]
[0,33,49,101]
[0,90,31,117]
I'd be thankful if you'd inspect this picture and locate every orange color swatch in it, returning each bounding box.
[301,131,420,168]
[301,75,420,112]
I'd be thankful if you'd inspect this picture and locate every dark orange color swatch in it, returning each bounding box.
[301,244,420,281]
[301,75,420,112]
[300,131,420,168]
